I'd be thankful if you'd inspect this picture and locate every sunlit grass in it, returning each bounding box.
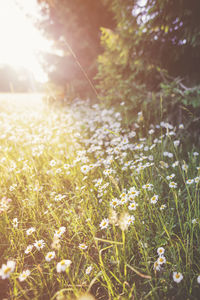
[0,98,199,299]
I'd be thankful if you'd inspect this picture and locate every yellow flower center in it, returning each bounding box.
[4,267,11,274]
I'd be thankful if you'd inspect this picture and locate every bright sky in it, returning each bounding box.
[0,0,51,82]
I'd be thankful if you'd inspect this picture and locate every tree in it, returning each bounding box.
[96,0,200,107]
[37,0,115,97]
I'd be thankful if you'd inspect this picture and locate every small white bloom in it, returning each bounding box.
[127,215,135,225]
[192,218,198,225]
[25,245,33,254]
[26,227,36,236]
[173,272,183,283]
[157,256,166,265]
[142,183,153,191]
[128,188,140,198]
[45,251,55,262]
[174,140,180,147]
[182,163,188,172]
[166,174,175,180]
[79,243,88,250]
[34,239,45,251]
[49,160,56,167]
[197,275,200,284]
[110,198,119,208]
[150,195,158,204]
[149,129,154,135]
[186,179,194,185]
[81,165,90,174]
[120,196,128,205]
[148,155,154,161]
[56,259,72,273]
[163,152,169,157]
[18,270,30,282]
[54,226,66,238]
[157,247,165,256]
[160,204,167,210]
[12,218,18,228]
[172,161,179,168]
[0,260,16,279]
[119,213,134,230]
[100,218,109,229]
[169,181,177,188]
[160,161,169,169]
[153,261,161,271]
[85,265,93,275]
[128,201,138,210]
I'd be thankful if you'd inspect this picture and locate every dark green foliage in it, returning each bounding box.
[96,0,200,109]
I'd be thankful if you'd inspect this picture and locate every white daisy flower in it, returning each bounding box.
[197,275,200,284]
[12,218,18,228]
[110,198,119,208]
[160,204,167,210]
[18,270,31,282]
[85,265,93,275]
[157,247,165,256]
[157,256,166,265]
[182,164,188,172]
[54,226,66,238]
[150,195,158,204]
[79,243,88,250]
[153,261,161,271]
[34,239,45,251]
[45,251,55,262]
[169,181,177,188]
[128,201,138,210]
[99,218,109,229]
[166,174,175,180]
[0,260,16,279]
[174,140,180,147]
[186,179,194,185]
[56,259,72,273]
[26,227,36,236]
[173,272,183,283]
[81,165,90,174]
[25,245,33,254]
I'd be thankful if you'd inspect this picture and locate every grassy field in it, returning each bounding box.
[0,95,199,299]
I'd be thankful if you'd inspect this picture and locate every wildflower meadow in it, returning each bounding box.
[0,98,199,299]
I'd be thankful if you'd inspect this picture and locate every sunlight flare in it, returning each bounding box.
[0,0,51,82]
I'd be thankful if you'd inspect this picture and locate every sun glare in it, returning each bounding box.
[0,0,51,82]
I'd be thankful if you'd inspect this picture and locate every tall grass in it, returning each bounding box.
[0,99,199,299]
